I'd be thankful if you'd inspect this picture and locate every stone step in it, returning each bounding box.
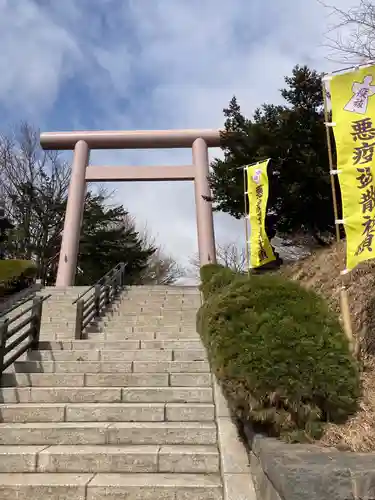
[42,312,81,321]
[102,316,197,321]
[111,311,198,316]
[122,293,197,297]
[41,300,83,304]
[92,473,222,500]
[100,332,200,340]
[35,336,202,344]
[0,471,220,500]
[40,320,76,325]
[100,330,199,336]
[37,339,203,350]
[1,372,212,387]
[121,297,197,301]
[39,335,77,341]
[41,306,83,309]
[43,307,120,313]
[120,387,212,403]
[132,361,209,373]
[121,297,199,300]
[22,351,102,362]
[102,313,196,319]
[43,305,120,310]
[22,349,206,362]
[106,326,199,331]
[41,316,80,320]
[0,421,217,445]
[0,402,215,422]
[42,301,83,303]
[101,324,197,330]
[0,444,220,474]
[10,360,210,373]
[0,387,213,403]
[140,339,202,350]
[107,311,196,315]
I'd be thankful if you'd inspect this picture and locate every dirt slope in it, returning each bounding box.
[281,242,375,451]
[282,241,375,353]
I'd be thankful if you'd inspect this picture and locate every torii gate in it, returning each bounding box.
[40,129,219,287]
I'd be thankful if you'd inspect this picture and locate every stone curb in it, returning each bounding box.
[242,422,375,500]
[213,379,257,500]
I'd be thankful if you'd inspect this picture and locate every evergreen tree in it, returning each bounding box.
[76,193,155,285]
[210,65,339,247]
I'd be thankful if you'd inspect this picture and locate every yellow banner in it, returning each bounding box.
[330,65,375,270]
[246,160,276,268]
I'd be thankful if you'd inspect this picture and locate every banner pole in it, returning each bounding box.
[236,158,268,171]
[243,166,250,275]
[322,83,341,243]
[322,79,357,357]
[327,59,375,77]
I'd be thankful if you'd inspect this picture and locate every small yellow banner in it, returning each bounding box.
[330,65,375,270]
[246,160,276,268]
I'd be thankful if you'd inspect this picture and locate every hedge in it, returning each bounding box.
[197,265,361,442]
[200,263,236,299]
[0,260,37,298]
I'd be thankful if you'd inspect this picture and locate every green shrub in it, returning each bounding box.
[199,263,236,300]
[197,271,360,442]
[200,263,226,284]
[0,260,37,298]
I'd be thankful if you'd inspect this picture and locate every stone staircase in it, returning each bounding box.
[0,285,238,499]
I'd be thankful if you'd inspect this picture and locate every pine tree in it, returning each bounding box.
[210,65,339,247]
[76,193,156,285]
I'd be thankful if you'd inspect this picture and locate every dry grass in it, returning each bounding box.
[281,241,375,354]
[320,356,375,452]
[280,241,375,451]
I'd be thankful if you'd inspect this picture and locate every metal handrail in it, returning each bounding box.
[72,262,124,305]
[0,294,36,318]
[45,251,60,268]
[0,294,51,378]
[74,262,126,339]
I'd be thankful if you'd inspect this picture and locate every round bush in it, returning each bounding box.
[197,272,360,442]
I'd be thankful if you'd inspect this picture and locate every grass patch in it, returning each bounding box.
[0,260,37,298]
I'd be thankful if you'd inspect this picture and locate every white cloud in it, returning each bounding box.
[0,0,360,269]
[0,0,81,117]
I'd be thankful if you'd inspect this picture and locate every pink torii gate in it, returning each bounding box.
[40,129,220,287]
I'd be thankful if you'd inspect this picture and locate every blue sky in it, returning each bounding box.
[0,0,354,268]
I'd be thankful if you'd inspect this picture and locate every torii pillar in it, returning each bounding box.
[193,138,216,266]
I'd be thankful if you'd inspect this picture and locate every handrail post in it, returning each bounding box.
[94,284,101,317]
[0,320,8,379]
[120,263,126,287]
[118,264,122,287]
[105,278,111,305]
[30,297,43,350]
[117,269,121,291]
[75,299,84,340]
[111,273,117,297]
